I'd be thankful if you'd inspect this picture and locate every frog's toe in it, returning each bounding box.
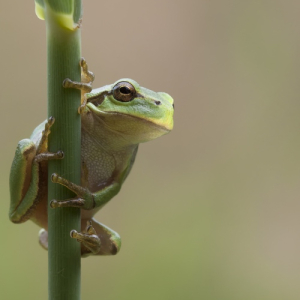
[80,57,86,68]
[50,198,85,209]
[47,116,55,127]
[80,57,95,82]
[62,78,73,88]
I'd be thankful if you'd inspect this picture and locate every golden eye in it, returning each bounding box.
[113,81,136,102]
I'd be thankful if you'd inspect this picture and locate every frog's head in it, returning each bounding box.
[86,79,174,144]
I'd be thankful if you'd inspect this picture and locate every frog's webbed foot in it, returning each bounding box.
[71,221,101,255]
[38,224,101,255]
[35,117,64,163]
[49,173,94,210]
[38,221,121,256]
[63,57,95,114]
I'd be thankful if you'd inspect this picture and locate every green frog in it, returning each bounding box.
[9,58,174,256]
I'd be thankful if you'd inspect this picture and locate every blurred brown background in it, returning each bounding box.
[1,1,300,299]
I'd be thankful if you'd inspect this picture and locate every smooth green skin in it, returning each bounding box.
[9,78,174,256]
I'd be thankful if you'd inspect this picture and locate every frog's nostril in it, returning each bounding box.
[154,100,161,105]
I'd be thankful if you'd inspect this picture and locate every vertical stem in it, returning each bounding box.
[46,8,82,300]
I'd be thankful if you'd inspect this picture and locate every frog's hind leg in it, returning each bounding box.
[38,220,121,257]
[9,139,39,223]
[71,219,121,256]
[9,117,63,223]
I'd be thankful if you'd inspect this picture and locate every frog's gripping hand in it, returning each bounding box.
[50,173,121,210]
[63,57,95,113]
[35,117,64,162]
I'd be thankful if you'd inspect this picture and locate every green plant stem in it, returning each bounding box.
[46,9,82,300]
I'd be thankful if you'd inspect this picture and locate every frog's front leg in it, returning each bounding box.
[50,173,121,210]
[63,57,95,113]
[9,117,63,223]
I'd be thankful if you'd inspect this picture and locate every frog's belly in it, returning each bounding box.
[81,151,115,193]
[81,134,117,193]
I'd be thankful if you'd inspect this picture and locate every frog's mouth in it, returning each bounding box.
[87,91,111,107]
[87,102,173,134]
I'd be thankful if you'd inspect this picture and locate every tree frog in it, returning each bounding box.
[9,58,174,256]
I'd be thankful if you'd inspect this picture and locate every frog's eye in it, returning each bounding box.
[113,81,136,102]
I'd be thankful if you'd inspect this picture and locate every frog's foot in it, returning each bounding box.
[38,221,121,256]
[35,117,64,162]
[63,57,95,113]
[70,221,101,255]
[50,173,95,210]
